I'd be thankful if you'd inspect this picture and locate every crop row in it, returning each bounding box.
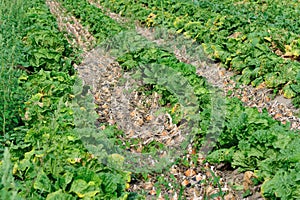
[58,0,300,198]
[115,40,300,200]
[0,0,130,199]
[96,0,300,108]
[60,0,124,43]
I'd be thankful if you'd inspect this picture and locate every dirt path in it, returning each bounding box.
[47,1,238,199]
[46,0,95,52]
[88,0,300,131]
[47,1,298,199]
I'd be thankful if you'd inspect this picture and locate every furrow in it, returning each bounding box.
[46,0,95,52]
[89,0,300,131]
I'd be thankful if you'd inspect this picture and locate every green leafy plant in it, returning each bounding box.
[14,0,299,198]
[0,67,27,152]
[0,148,21,200]
[97,0,300,107]
[0,0,132,199]
[60,0,125,44]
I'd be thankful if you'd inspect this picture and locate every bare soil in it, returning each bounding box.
[47,1,300,199]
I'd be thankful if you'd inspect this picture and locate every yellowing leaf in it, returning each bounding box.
[80,190,100,198]
[67,136,75,141]
[264,37,272,42]
[76,192,85,198]
[283,86,296,98]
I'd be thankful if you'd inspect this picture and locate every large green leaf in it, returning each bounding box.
[33,169,52,193]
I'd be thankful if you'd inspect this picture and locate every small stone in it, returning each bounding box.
[149,190,156,195]
[274,113,283,119]
[145,114,153,121]
[224,193,235,200]
[205,185,213,196]
[102,104,109,109]
[181,179,190,187]
[286,111,293,117]
[161,130,168,136]
[130,110,137,117]
[243,171,254,191]
[127,129,135,137]
[205,170,212,177]
[195,174,202,182]
[108,119,115,125]
[184,169,196,177]
[241,96,248,102]
[144,182,153,190]
[135,118,144,126]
